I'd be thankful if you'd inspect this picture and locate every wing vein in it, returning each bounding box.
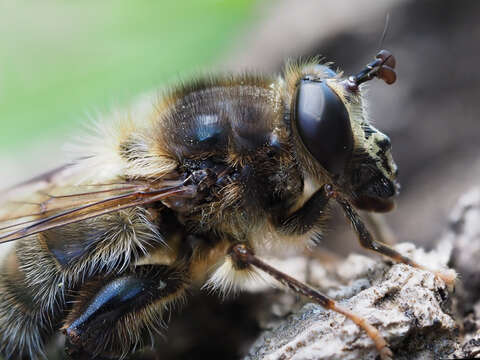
[0,182,195,244]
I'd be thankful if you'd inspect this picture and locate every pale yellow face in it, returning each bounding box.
[327,78,398,184]
[284,60,399,212]
[326,77,399,212]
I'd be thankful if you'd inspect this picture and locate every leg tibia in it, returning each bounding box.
[63,264,189,359]
[229,243,393,360]
[336,196,456,285]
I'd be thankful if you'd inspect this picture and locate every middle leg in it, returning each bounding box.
[228,243,393,360]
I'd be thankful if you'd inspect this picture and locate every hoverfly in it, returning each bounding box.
[0,50,455,360]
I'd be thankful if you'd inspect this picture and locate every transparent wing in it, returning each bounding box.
[0,166,195,244]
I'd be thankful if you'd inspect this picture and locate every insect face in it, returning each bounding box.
[291,52,399,213]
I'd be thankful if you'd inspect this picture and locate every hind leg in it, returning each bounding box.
[63,264,189,359]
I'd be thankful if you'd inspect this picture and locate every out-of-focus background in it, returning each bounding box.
[1,0,479,358]
[0,0,258,178]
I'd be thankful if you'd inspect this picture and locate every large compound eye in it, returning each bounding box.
[295,79,353,176]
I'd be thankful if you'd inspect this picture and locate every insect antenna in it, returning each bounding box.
[343,16,396,91]
[343,50,397,91]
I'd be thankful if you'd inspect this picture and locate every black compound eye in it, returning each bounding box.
[295,79,353,176]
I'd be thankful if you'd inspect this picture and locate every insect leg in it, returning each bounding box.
[363,212,397,245]
[327,186,456,285]
[273,185,330,236]
[228,243,393,360]
[63,263,189,359]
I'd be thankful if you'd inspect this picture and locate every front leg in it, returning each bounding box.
[274,185,330,237]
[325,185,456,285]
[63,264,189,359]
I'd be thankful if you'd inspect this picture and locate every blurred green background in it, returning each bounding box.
[0,0,257,155]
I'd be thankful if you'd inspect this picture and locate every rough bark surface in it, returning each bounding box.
[245,243,457,360]
[450,188,480,358]
[244,187,480,359]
